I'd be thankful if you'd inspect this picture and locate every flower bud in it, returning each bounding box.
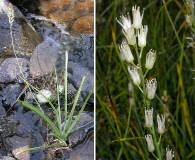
[145,108,153,128]
[157,114,165,134]
[145,49,156,70]
[127,66,141,86]
[146,78,157,100]
[138,25,148,48]
[145,134,154,152]
[118,42,134,63]
[132,6,144,29]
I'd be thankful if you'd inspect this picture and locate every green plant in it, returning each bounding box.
[17,51,93,154]
[7,2,93,154]
[97,0,195,159]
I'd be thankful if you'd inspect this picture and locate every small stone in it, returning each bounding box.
[0,58,29,83]
[36,89,52,103]
[6,136,32,160]
[3,84,22,107]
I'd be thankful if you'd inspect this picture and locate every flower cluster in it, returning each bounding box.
[116,5,174,159]
[116,6,157,100]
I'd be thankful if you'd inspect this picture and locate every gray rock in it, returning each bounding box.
[67,83,84,109]
[68,61,94,103]
[0,58,29,83]
[0,154,16,160]
[3,84,22,106]
[67,113,94,145]
[5,136,32,160]
[0,0,42,58]
[0,97,6,116]
[30,40,61,76]
[66,139,94,160]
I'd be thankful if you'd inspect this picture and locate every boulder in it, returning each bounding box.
[29,40,60,76]
[72,15,94,34]
[11,0,94,34]
[0,0,42,58]
[0,58,29,83]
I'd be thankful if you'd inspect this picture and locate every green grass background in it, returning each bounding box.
[96,0,195,159]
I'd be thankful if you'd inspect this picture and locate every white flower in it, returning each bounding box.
[116,13,136,46]
[116,13,132,31]
[145,49,156,70]
[127,66,141,86]
[138,25,148,48]
[166,147,174,160]
[36,89,52,103]
[122,27,136,46]
[145,134,154,152]
[146,78,157,100]
[118,42,134,62]
[157,114,165,134]
[145,108,153,128]
[132,6,144,29]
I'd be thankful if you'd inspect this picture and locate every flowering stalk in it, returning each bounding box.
[116,5,167,160]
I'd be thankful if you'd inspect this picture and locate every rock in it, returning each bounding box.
[14,0,94,33]
[66,139,94,160]
[30,40,60,76]
[39,0,72,16]
[67,113,94,145]
[3,84,22,107]
[6,136,32,160]
[72,15,94,34]
[11,111,44,159]
[0,97,6,116]
[67,34,94,72]
[49,10,77,23]
[0,154,16,160]
[68,61,94,104]
[0,58,29,83]
[0,0,42,57]
[36,89,52,104]
[67,83,84,109]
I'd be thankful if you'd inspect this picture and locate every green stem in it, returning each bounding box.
[158,134,162,145]
[150,127,162,160]
[134,46,147,106]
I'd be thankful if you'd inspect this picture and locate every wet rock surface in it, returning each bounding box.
[0,0,94,159]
